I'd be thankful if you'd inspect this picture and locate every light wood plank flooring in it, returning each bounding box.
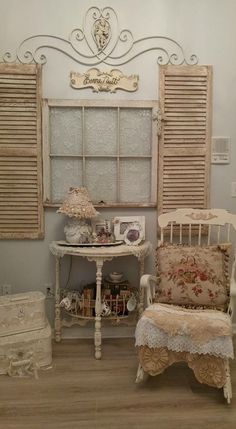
[0,338,235,429]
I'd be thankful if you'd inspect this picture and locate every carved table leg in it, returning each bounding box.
[94,259,103,359]
[54,256,62,342]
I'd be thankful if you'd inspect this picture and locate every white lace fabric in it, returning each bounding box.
[135,317,234,358]
[135,303,234,359]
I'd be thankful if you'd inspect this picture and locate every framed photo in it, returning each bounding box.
[113,216,145,243]
[123,224,143,245]
[91,219,113,243]
[92,219,111,235]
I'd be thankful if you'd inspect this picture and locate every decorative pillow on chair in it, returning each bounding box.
[155,244,231,310]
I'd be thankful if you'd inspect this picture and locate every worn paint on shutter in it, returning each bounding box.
[158,65,212,214]
[0,64,44,238]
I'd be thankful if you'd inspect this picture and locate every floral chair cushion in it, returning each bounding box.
[155,244,231,310]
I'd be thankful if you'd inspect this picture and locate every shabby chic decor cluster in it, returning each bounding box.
[1,0,235,415]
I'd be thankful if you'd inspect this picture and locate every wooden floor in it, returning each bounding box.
[0,338,235,429]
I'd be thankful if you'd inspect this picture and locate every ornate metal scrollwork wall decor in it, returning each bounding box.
[2,6,198,66]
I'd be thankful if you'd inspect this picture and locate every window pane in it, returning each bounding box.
[45,102,157,206]
[50,107,83,155]
[120,159,151,203]
[85,158,117,203]
[84,108,117,155]
[120,108,152,156]
[51,158,83,203]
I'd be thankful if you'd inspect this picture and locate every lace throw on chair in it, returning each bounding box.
[135,303,234,359]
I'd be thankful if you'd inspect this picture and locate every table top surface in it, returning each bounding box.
[49,240,152,259]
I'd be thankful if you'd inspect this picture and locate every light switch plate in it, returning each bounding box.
[211,137,230,164]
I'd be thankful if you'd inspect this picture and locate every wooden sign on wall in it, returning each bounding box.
[70,68,139,93]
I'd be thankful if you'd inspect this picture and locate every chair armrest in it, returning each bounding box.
[230,255,236,296]
[140,274,160,308]
[228,255,236,319]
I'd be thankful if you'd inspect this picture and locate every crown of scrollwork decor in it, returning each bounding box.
[3,6,198,66]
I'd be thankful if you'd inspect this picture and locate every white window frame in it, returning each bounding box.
[42,99,158,208]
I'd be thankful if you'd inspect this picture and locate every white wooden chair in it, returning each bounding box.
[135,208,236,403]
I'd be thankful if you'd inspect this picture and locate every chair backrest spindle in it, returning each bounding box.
[227,224,230,242]
[179,223,183,244]
[217,225,221,244]
[207,224,211,245]
[158,209,236,249]
[170,222,173,244]
[198,224,202,246]
[188,224,192,245]
[160,227,164,244]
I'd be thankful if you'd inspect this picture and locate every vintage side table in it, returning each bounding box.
[49,240,152,359]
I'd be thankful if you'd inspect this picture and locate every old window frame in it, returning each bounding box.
[42,99,158,208]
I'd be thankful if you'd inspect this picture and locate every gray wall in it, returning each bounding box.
[0,0,236,334]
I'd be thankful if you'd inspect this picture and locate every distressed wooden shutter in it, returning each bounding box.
[0,63,44,238]
[158,65,212,214]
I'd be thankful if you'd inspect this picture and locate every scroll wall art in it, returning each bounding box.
[2,6,198,67]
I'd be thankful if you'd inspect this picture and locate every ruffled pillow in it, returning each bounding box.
[155,244,231,310]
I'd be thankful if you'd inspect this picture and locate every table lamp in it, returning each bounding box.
[57,187,99,244]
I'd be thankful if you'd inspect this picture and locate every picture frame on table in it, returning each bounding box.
[92,219,111,235]
[113,216,145,245]
[91,219,113,243]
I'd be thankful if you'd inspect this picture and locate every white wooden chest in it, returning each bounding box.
[0,321,52,375]
[0,291,47,337]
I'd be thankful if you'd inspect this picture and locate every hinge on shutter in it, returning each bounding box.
[152,108,166,136]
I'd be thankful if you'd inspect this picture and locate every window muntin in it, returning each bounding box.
[43,100,158,207]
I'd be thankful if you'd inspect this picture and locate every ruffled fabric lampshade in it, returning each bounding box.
[57,187,99,244]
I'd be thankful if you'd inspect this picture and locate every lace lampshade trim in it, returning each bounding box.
[135,317,234,359]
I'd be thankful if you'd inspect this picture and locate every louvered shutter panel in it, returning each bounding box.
[158,65,212,214]
[0,63,44,238]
